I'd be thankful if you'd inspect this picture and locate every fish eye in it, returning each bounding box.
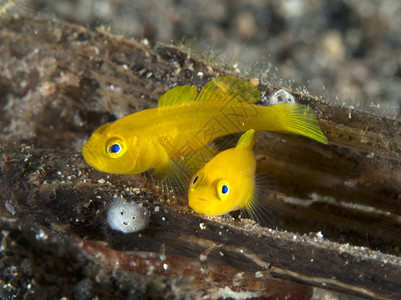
[109,144,121,153]
[221,185,229,195]
[216,179,230,201]
[106,137,126,158]
[191,175,199,186]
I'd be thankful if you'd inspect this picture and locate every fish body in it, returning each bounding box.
[188,129,257,216]
[82,76,327,176]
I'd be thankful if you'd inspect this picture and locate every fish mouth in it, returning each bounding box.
[82,145,104,171]
[195,198,208,202]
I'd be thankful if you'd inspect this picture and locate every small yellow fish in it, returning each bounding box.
[82,76,327,178]
[188,129,258,216]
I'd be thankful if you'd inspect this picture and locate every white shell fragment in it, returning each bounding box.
[107,198,150,233]
[269,89,296,105]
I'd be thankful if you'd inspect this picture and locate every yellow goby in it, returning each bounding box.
[82,76,327,176]
[188,129,258,216]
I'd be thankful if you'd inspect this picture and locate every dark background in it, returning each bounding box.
[9,0,401,118]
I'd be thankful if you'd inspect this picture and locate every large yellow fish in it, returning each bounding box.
[188,129,259,216]
[82,76,327,179]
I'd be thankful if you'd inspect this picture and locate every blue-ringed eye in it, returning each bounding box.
[221,185,229,195]
[109,144,121,153]
[106,137,126,158]
[191,175,199,185]
[216,179,230,200]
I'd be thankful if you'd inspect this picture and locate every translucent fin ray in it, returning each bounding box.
[241,174,285,227]
[154,146,218,196]
[196,76,261,104]
[275,103,328,144]
[154,159,191,195]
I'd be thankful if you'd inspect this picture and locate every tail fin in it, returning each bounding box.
[272,103,328,144]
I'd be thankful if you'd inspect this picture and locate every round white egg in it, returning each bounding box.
[269,89,296,105]
[107,198,150,233]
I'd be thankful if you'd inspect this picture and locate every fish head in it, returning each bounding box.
[188,146,256,216]
[188,152,245,216]
[82,123,145,174]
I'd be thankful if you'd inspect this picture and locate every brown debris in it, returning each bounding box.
[79,239,312,299]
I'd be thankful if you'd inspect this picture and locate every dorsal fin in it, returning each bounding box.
[158,85,198,109]
[237,129,258,150]
[196,76,261,104]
